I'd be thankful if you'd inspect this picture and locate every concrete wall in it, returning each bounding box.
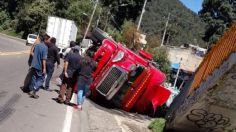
[166,52,236,132]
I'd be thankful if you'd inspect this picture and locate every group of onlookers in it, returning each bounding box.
[21,33,96,110]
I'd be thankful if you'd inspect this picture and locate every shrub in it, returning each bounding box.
[148,118,166,132]
[148,47,170,78]
[0,10,9,25]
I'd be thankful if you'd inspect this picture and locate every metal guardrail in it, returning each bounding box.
[189,23,236,94]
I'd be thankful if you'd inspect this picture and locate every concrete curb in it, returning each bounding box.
[0,33,26,43]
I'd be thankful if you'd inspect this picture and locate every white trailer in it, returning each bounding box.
[46,16,78,52]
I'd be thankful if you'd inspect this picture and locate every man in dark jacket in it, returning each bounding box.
[57,46,81,104]
[44,37,60,91]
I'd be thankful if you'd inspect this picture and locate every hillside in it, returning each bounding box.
[0,0,206,48]
[138,0,206,47]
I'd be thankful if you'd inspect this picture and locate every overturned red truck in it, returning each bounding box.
[85,28,171,115]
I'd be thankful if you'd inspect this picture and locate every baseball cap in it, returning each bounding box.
[72,45,80,51]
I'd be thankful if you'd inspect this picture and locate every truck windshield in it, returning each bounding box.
[29,35,37,39]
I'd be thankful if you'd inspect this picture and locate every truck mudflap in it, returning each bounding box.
[135,85,171,114]
[151,86,171,112]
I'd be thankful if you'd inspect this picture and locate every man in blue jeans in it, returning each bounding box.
[44,37,60,91]
[29,34,50,99]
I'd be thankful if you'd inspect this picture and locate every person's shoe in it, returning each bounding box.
[73,105,79,110]
[30,91,39,99]
[64,101,70,105]
[78,105,82,111]
[40,86,45,89]
[32,94,39,99]
[45,87,53,92]
[73,105,82,111]
[20,86,24,90]
[28,91,34,96]
[56,98,64,104]
[20,86,30,93]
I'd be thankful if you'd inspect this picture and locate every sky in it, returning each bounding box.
[180,0,203,13]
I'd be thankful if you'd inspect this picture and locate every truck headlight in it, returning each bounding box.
[112,51,124,62]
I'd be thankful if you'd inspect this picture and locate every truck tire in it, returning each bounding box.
[91,28,112,43]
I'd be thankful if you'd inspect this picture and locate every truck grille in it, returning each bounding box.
[96,66,126,98]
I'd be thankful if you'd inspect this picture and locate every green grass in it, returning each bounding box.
[148,118,166,132]
[1,30,23,38]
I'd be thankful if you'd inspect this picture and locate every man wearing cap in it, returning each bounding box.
[29,33,50,99]
[57,45,81,104]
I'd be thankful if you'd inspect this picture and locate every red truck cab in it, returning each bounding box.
[89,38,171,114]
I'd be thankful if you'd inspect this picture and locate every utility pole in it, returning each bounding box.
[173,58,182,89]
[133,0,147,50]
[137,0,148,31]
[82,0,99,41]
[96,8,102,27]
[161,13,170,47]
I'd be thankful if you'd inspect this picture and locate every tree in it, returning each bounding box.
[65,0,102,40]
[106,27,122,42]
[16,0,55,38]
[0,11,8,25]
[0,10,10,31]
[146,34,161,48]
[0,0,17,18]
[100,0,144,27]
[49,0,70,17]
[120,20,142,50]
[199,0,236,47]
[148,47,170,77]
[138,0,205,47]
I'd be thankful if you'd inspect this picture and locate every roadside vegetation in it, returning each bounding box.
[0,0,209,46]
[148,118,166,132]
[1,0,234,48]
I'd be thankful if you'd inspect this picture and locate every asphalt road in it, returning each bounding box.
[0,34,153,132]
[0,35,86,132]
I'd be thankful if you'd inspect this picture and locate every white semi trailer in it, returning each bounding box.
[46,16,78,53]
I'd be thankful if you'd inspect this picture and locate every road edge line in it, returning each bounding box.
[62,94,75,132]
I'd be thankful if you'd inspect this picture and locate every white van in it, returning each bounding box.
[26,34,38,46]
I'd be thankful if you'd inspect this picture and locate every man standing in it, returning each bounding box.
[61,41,77,58]
[29,34,50,99]
[57,41,77,85]
[20,35,43,93]
[44,37,60,91]
[57,46,81,104]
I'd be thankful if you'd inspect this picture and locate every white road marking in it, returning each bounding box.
[62,93,76,132]
[0,50,29,56]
